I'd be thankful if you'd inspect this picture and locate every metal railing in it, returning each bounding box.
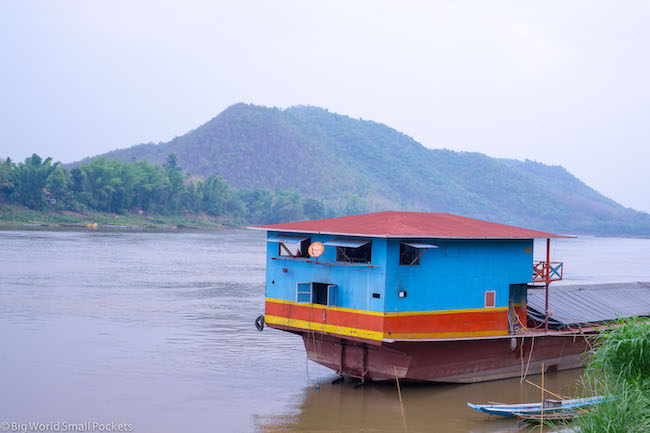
[533,261,563,283]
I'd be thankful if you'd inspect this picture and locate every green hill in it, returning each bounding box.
[73,103,650,235]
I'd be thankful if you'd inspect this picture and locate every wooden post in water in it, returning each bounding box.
[539,362,548,433]
[544,239,550,332]
[394,366,408,433]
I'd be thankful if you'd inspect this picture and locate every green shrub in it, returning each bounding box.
[588,317,650,387]
[575,376,650,433]
[574,318,650,433]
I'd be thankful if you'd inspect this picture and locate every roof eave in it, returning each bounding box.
[247,226,573,239]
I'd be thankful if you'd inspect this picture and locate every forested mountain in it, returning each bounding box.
[73,103,650,235]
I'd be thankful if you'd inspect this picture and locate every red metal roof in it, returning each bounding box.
[249,211,569,239]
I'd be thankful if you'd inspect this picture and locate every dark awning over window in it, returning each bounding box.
[324,237,369,248]
[401,242,438,249]
[266,234,309,244]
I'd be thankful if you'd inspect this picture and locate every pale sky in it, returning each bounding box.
[1,1,649,212]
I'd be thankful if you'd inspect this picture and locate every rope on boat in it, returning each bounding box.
[520,336,525,381]
[515,312,530,331]
[577,324,594,351]
[520,334,536,383]
[539,309,602,350]
[305,307,319,389]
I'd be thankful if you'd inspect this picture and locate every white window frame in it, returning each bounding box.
[327,284,337,307]
[295,282,337,306]
[296,282,312,303]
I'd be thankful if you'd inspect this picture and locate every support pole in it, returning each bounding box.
[545,238,550,332]
[539,362,548,433]
[394,366,408,433]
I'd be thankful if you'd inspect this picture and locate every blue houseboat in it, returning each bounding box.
[250,211,594,383]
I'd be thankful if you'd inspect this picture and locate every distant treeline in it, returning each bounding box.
[0,153,370,224]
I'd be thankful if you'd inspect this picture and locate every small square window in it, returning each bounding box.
[485,291,496,308]
[296,283,312,303]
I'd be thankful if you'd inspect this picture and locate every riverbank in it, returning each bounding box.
[574,318,650,432]
[0,202,236,230]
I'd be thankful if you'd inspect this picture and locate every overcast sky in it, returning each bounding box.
[1,1,648,211]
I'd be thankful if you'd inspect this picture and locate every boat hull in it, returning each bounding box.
[296,329,590,383]
[468,395,607,417]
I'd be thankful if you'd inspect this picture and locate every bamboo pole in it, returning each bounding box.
[394,366,408,433]
[545,239,550,332]
[539,362,548,433]
[525,380,588,413]
[525,380,569,401]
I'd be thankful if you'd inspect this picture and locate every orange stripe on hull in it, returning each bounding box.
[265,299,384,332]
[384,310,509,334]
[265,298,510,340]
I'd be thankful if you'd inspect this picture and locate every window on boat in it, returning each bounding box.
[399,242,438,265]
[324,237,372,264]
[296,282,337,306]
[296,283,312,303]
[485,290,496,308]
[312,283,328,305]
[266,233,311,258]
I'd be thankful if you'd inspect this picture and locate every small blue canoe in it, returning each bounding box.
[468,396,607,418]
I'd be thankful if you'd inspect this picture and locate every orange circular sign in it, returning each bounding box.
[308,242,324,258]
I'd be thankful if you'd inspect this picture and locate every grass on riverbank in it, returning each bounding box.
[0,202,238,229]
[572,318,650,433]
[574,378,650,433]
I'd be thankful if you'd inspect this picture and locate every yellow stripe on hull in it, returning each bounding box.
[387,330,509,339]
[265,314,384,341]
[265,315,509,342]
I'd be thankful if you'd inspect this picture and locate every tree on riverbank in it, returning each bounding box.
[1,153,340,225]
[0,157,15,201]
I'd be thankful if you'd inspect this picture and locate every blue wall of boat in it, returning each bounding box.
[264,231,533,313]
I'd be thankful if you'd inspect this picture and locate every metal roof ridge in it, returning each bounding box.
[248,226,567,239]
[247,211,572,238]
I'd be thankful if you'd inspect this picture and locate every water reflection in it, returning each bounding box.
[257,369,583,433]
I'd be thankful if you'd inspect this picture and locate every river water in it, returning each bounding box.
[1,229,649,433]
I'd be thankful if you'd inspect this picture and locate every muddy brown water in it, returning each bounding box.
[1,228,649,432]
